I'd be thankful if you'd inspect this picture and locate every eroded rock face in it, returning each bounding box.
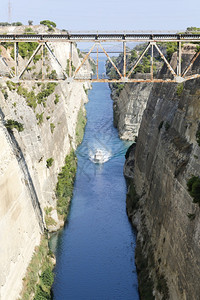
[0,26,91,300]
[113,82,153,140]
[126,62,200,299]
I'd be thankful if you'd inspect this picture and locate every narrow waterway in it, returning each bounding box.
[52,59,139,300]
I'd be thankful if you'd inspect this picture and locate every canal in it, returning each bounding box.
[52,58,139,300]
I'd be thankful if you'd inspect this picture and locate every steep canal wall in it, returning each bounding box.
[0,25,91,299]
[112,45,200,299]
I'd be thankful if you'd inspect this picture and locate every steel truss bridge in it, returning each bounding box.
[1,33,200,83]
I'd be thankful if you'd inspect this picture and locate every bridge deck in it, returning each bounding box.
[0,33,200,43]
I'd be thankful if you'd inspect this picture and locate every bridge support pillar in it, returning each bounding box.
[69,42,73,77]
[14,42,18,76]
[123,41,126,77]
[177,41,182,76]
[151,43,154,80]
[96,43,99,79]
[42,43,45,80]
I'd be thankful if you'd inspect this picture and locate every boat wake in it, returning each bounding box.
[89,148,112,164]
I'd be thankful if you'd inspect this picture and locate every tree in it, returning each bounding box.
[28,20,33,25]
[40,20,56,28]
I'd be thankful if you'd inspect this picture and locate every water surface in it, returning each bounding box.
[52,59,139,300]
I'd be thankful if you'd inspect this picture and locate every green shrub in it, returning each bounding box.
[18,42,38,59]
[177,83,184,97]
[34,286,51,300]
[5,119,24,132]
[17,85,28,97]
[36,112,44,125]
[41,267,54,287]
[26,91,37,109]
[187,176,200,205]
[46,158,54,168]
[33,54,42,63]
[54,94,59,104]
[166,42,177,60]
[50,123,55,133]
[49,70,57,80]
[56,150,77,219]
[6,80,17,91]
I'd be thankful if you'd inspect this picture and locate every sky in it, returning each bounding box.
[0,0,200,32]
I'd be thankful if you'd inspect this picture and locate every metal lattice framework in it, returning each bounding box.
[1,33,200,83]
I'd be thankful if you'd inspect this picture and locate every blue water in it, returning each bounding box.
[52,60,139,300]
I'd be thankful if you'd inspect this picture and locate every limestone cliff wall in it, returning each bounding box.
[125,54,200,299]
[0,26,90,300]
[113,81,153,140]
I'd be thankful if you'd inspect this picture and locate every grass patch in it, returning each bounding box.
[20,236,54,300]
[76,107,87,145]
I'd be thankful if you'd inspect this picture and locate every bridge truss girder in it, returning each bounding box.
[0,36,200,83]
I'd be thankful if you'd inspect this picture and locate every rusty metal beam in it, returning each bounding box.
[184,74,200,81]
[18,44,42,79]
[151,43,154,80]
[182,50,200,78]
[12,78,177,83]
[99,43,123,78]
[73,43,96,77]
[14,42,19,76]
[42,43,45,80]
[154,43,176,77]
[123,41,126,77]
[127,43,151,78]
[96,43,99,80]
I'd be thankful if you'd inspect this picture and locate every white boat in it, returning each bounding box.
[93,149,104,163]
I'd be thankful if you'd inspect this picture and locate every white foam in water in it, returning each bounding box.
[89,148,112,164]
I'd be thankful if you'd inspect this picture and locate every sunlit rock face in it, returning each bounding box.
[0,25,91,300]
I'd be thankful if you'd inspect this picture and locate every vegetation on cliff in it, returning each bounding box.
[76,107,87,145]
[20,235,55,300]
[187,176,200,205]
[5,119,24,132]
[56,150,77,220]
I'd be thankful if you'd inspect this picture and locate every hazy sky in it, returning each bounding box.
[0,0,200,32]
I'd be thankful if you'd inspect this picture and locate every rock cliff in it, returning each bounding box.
[113,81,153,140]
[124,47,200,299]
[0,25,91,299]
